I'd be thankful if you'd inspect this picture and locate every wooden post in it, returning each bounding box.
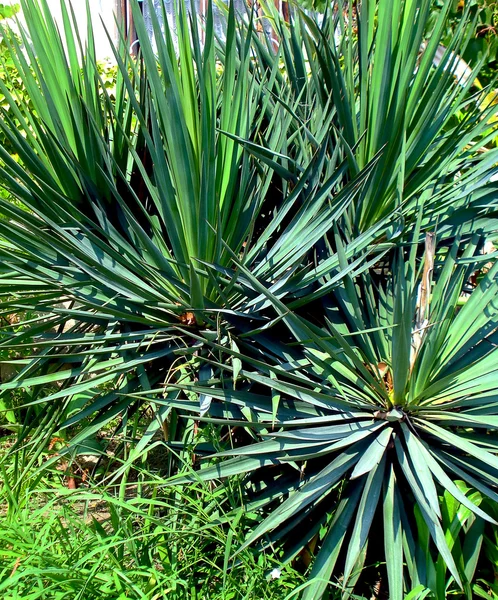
[117,0,140,55]
[282,0,290,23]
[128,0,138,54]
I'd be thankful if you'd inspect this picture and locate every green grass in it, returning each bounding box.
[0,451,307,600]
[2,435,498,600]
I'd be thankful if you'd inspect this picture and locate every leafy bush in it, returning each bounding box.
[0,3,20,20]
[435,0,498,87]
[0,0,497,598]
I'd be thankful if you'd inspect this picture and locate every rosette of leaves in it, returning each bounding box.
[165,228,498,598]
[0,0,384,473]
[245,0,498,238]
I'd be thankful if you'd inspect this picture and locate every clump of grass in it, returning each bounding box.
[0,456,306,600]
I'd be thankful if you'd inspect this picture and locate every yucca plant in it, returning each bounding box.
[162,227,498,598]
[0,0,382,472]
[242,0,498,239]
[0,0,498,597]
